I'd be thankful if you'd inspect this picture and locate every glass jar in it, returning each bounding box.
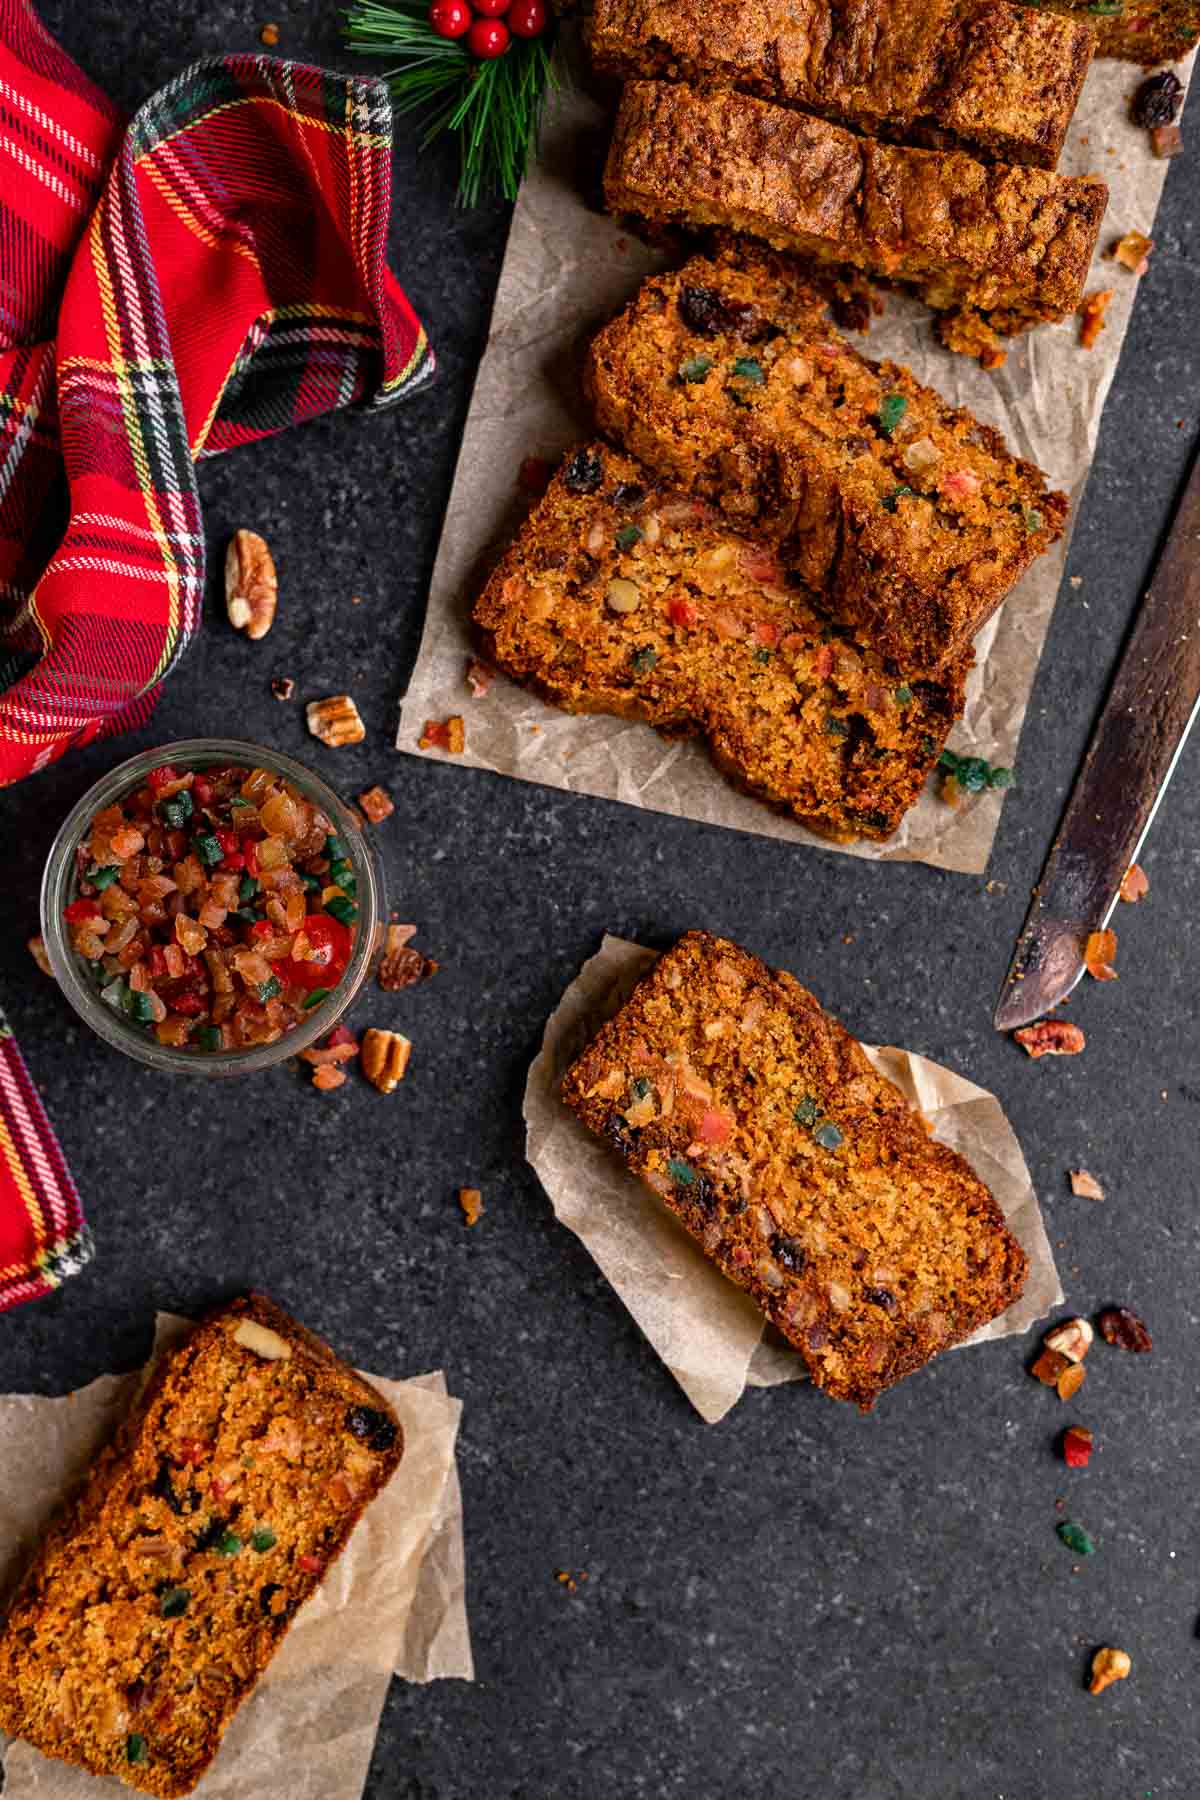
[40,739,385,1076]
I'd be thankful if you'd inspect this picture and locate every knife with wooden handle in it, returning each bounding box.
[993,449,1200,1032]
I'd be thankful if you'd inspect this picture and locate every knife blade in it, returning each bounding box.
[993,448,1200,1033]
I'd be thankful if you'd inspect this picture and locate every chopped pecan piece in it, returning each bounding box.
[419,716,465,754]
[458,1187,484,1227]
[225,530,278,640]
[306,695,365,747]
[1119,864,1149,903]
[378,923,438,992]
[361,1028,412,1094]
[357,785,394,824]
[1097,1306,1152,1353]
[1069,1169,1104,1200]
[1044,1317,1093,1364]
[1078,290,1114,352]
[1014,1020,1086,1059]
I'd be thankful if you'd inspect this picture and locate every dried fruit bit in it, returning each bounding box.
[1014,1020,1086,1059]
[1069,1169,1105,1200]
[1097,1306,1152,1353]
[307,694,365,747]
[357,785,394,825]
[459,1186,484,1227]
[518,456,554,496]
[1031,1347,1071,1387]
[271,676,294,701]
[311,1064,347,1092]
[419,716,465,754]
[378,923,438,991]
[1056,1520,1096,1556]
[225,530,278,640]
[361,1027,412,1094]
[260,21,280,46]
[1084,927,1118,981]
[1056,1362,1086,1402]
[1079,290,1114,352]
[1062,1425,1094,1469]
[300,1028,360,1069]
[466,658,495,699]
[345,1404,398,1451]
[1120,863,1149,903]
[1089,1647,1131,1695]
[1131,69,1182,130]
[27,934,52,977]
[1112,230,1153,276]
[1150,124,1183,159]
[1045,1317,1094,1364]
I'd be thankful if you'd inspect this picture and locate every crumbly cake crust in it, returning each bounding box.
[603,82,1107,337]
[584,244,1068,674]
[0,1295,404,1798]
[587,0,1094,171]
[1026,0,1200,63]
[474,443,967,841]
[561,932,1028,1408]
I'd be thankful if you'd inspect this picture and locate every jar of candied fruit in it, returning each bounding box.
[41,741,385,1075]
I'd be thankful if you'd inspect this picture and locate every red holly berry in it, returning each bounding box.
[467,15,510,54]
[507,0,547,34]
[471,0,510,13]
[428,0,470,36]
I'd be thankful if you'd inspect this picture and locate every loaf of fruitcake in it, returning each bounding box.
[585,245,1068,673]
[587,0,1094,171]
[604,83,1107,342]
[475,443,968,841]
[0,1295,403,1797]
[1022,0,1199,63]
[561,932,1028,1408]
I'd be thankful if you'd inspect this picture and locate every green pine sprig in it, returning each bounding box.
[343,0,555,207]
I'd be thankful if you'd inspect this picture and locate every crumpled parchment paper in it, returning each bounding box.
[398,40,1193,874]
[0,1315,473,1799]
[524,937,1062,1422]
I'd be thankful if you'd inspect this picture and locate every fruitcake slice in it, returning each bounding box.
[604,83,1107,341]
[585,242,1068,674]
[0,1295,403,1798]
[561,932,1028,1408]
[587,0,1094,172]
[475,443,967,842]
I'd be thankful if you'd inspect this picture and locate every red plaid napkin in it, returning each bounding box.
[0,1006,90,1309]
[0,0,433,784]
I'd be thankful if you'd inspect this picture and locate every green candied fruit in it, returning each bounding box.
[793,1095,821,1128]
[87,864,120,889]
[630,1077,652,1102]
[894,685,913,706]
[882,485,916,513]
[630,646,658,675]
[614,524,644,552]
[877,392,908,436]
[215,1531,243,1556]
[1022,507,1044,533]
[1056,1520,1096,1556]
[988,766,1015,790]
[250,1526,278,1553]
[938,749,960,772]
[813,1122,844,1151]
[824,716,850,738]
[667,1158,697,1187]
[678,355,714,384]
[753,648,772,664]
[955,757,992,795]
[160,1586,191,1618]
[730,356,765,385]
[126,1734,147,1766]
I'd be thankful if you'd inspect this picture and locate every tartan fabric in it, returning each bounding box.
[0,3,434,785]
[0,1006,91,1310]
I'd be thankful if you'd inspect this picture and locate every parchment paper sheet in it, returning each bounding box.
[0,1316,473,1800]
[524,937,1062,1422]
[398,41,1193,873]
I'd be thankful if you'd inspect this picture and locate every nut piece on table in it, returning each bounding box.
[458,1187,484,1227]
[225,530,278,640]
[1089,1647,1131,1695]
[27,934,53,977]
[1097,1306,1152,1353]
[379,923,438,991]
[307,694,366,747]
[361,1028,412,1094]
[1044,1317,1094,1364]
[232,1319,293,1360]
[1068,1169,1105,1200]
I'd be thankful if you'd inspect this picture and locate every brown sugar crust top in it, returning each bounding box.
[584,244,1068,674]
[0,1295,403,1798]
[604,82,1107,333]
[561,932,1028,1409]
[587,0,1094,171]
[474,442,967,842]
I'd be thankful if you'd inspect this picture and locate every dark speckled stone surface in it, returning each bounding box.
[3,7,1200,1797]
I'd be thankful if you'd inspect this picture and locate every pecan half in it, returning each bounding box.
[361,1028,412,1094]
[306,695,365,747]
[1097,1306,1152,1353]
[225,530,278,640]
